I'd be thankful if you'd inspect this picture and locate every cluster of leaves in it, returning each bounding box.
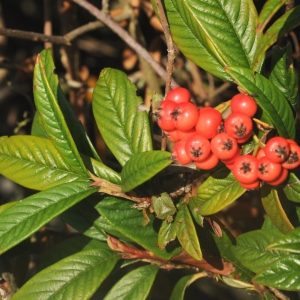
[0,0,299,299]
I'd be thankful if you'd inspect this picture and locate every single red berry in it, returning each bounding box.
[240,180,260,190]
[256,148,265,160]
[265,168,288,186]
[195,107,222,139]
[225,162,235,170]
[282,143,300,169]
[155,100,177,131]
[257,156,282,182]
[224,112,253,140]
[230,94,258,117]
[165,87,191,104]
[286,139,297,145]
[172,140,192,165]
[235,131,252,144]
[177,128,196,141]
[195,152,219,170]
[165,129,180,142]
[211,132,239,161]
[264,137,290,163]
[185,134,211,162]
[233,155,258,184]
[171,102,199,131]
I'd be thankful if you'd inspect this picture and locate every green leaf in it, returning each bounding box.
[96,196,181,260]
[31,111,47,138]
[0,136,87,190]
[253,6,300,71]
[197,168,246,215]
[257,0,286,34]
[267,226,300,254]
[254,254,300,291]
[157,220,177,249]
[34,48,86,175]
[226,67,295,139]
[283,172,300,203]
[175,203,202,260]
[188,197,204,226]
[92,68,152,166]
[121,151,172,192]
[269,43,299,112]
[12,248,119,300]
[0,180,97,254]
[261,185,294,233]
[152,192,176,221]
[169,272,207,300]
[231,230,285,273]
[0,201,18,216]
[104,265,159,300]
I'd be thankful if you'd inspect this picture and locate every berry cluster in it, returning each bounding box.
[155,87,300,189]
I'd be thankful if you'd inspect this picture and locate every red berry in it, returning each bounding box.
[177,128,196,141]
[266,168,288,186]
[221,147,242,165]
[195,107,222,139]
[165,129,180,142]
[185,134,211,162]
[240,180,260,190]
[172,140,192,165]
[224,112,253,140]
[257,156,282,182]
[155,100,177,131]
[172,102,199,131]
[165,87,191,104]
[230,94,258,117]
[233,155,258,184]
[235,131,252,144]
[264,137,290,163]
[211,132,239,161]
[195,152,219,170]
[256,148,266,160]
[286,139,297,145]
[282,143,300,169]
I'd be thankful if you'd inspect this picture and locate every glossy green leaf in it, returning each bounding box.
[0,180,97,254]
[253,6,300,71]
[175,203,202,260]
[267,226,300,254]
[231,230,285,273]
[0,201,18,216]
[283,172,300,203]
[121,151,172,192]
[96,196,181,260]
[104,264,159,300]
[152,192,176,221]
[157,219,177,249]
[269,43,298,112]
[34,48,86,175]
[254,254,300,291]
[92,68,152,166]
[188,197,204,226]
[257,0,286,34]
[261,185,294,233]
[197,168,246,216]
[226,67,295,139]
[0,136,87,191]
[31,111,47,138]
[169,272,207,300]
[12,248,119,300]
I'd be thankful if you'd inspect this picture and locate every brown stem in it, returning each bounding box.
[43,0,53,48]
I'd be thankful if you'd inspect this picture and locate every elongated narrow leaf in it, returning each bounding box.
[104,265,159,300]
[0,136,87,190]
[96,196,181,260]
[261,185,294,233]
[121,151,172,192]
[269,43,298,112]
[0,180,97,254]
[267,227,300,254]
[197,168,246,215]
[12,248,119,300]
[34,49,86,175]
[226,67,295,139]
[92,68,152,166]
[31,111,47,138]
[175,203,202,260]
[170,273,207,300]
[188,197,203,226]
[253,6,300,70]
[0,201,18,215]
[257,0,286,34]
[231,230,285,273]
[157,220,177,249]
[283,172,300,203]
[254,254,300,291]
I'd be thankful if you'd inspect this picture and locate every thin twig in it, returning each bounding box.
[202,82,231,102]
[102,0,109,14]
[43,0,52,48]
[268,287,290,300]
[71,0,178,87]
